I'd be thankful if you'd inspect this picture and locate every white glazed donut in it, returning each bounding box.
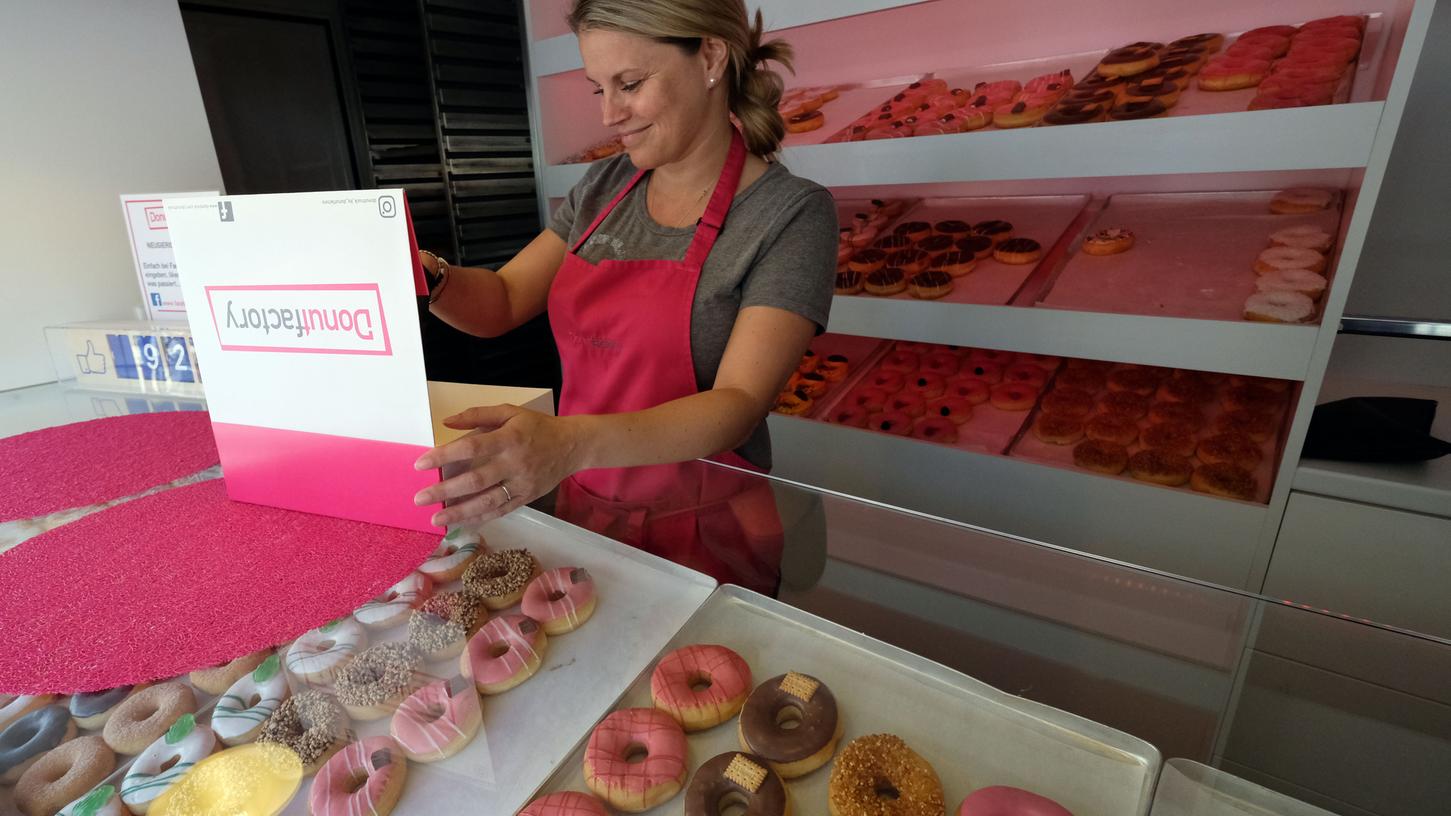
[119,715,217,814]
[418,530,483,583]
[58,784,126,816]
[1256,269,1328,301]
[286,618,367,684]
[212,654,290,746]
[1244,291,1316,323]
[1254,246,1325,275]
[354,572,433,629]
[1269,225,1333,252]
[0,695,53,730]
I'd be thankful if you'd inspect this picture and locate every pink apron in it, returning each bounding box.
[548,129,782,593]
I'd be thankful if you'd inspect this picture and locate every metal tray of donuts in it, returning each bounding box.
[529,585,1161,816]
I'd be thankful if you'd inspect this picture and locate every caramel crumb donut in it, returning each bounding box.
[1128,450,1193,486]
[463,548,540,610]
[1191,462,1259,500]
[1197,432,1263,469]
[1073,439,1129,475]
[258,690,350,775]
[828,734,944,816]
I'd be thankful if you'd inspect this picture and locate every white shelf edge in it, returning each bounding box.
[543,103,1385,197]
[526,0,935,77]
[828,297,1320,380]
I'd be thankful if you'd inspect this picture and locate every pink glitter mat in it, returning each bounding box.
[0,480,436,694]
[0,412,220,522]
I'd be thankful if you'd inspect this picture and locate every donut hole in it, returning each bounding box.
[346,770,370,794]
[688,672,714,693]
[717,791,751,816]
[546,590,567,602]
[481,564,507,579]
[774,704,805,731]
[380,591,399,603]
[137,703,159,721]
[245,693,262,708]
[623,743,649,764]
[41,763,68,783]
[158,754,181,774]
[487,642,510,660]
[874,779,901,801]
[316,639,336,652]
[420,703,446,724]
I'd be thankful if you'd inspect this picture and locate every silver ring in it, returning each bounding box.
[498,482,513,503]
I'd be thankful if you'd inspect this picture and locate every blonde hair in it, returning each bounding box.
[568,0,795,157]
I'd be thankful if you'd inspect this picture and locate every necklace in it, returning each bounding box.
[647,173,716,225]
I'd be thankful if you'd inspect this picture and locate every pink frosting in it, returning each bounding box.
[389,676,480,760]
[585,708,687,796]
[464,614,545,687]
[310,736,404,816]
[649,644,752,717]
[519,791,610,816]
[959,786,1074,816]
[521,568,596,631]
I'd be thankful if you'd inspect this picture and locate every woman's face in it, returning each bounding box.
[578,28,720,169]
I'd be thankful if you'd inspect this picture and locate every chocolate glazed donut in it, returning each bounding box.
[684,752,789,816]
[737,672,842,778]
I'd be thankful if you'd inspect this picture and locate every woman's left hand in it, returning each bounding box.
[412,405,584,527]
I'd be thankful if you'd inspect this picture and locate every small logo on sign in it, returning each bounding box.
[218,201,235,222]
[145,205,168,230]
[378,196,397,218]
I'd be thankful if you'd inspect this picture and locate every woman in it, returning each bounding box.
[411,0,837,584]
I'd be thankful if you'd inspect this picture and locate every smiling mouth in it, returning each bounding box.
[620,125,650,144]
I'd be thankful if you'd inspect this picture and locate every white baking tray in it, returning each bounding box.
[530,586,1161,816]
[1151,758,1336,816]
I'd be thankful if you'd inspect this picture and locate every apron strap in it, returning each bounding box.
[571,168,647,254]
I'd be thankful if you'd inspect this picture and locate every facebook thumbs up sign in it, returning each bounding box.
[75,341,108,375]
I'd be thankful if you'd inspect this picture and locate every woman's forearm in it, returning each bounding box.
[566,387,767,472]
[428,265,518,338]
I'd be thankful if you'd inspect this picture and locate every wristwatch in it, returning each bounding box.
[419,250,450,303]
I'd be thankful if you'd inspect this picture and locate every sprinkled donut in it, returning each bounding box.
[520,791,610,816]
[408,590,488,661]
[421,529,484,582]
[334,642,424,721]
[828,734,944,816]
[521,567,598,635]
[738,672,842,779]
[584,708,689,812]
[463,613,547,695]
[0,705,76,784]
[685,752,791,816]
[390,676,481,762]
[286,618,367,684]
[0,695,54,731]
[309,736,407,816]
[212,653,290,746]
[14,736,115,816]
[257,690,351,774]
[462,548,540,610]
[102,683,196,756]
[354,571,433,629]
[119,714,216,814]
[651,644,752,732]
[189,649,270,696]
[958,785,1073,816]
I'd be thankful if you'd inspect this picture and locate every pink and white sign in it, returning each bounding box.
[165,189,551,533]
[121,191,217,321]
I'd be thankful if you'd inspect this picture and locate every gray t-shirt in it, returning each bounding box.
[548,153,837,469]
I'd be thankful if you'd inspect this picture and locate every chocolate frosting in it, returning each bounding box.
[1109,99,1168,120]
[934,219,972,234]
[997,238,1041,253]
[684,752,788,816]
[866,268,905,287]
[913,271,953,288]
[955,235,994,255]
[916,235,955,254]
[69,685,134,718]
[739,673,839,763]
[1045,103,1105,124]
[850,248,886,264]
[973,220,1013,235]
[873,234,912,251]
[931,251,974,268]
[835,271,863,289]
[894,221,931,235]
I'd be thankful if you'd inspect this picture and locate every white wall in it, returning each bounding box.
[0,0,223,392]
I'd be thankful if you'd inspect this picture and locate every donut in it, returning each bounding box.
[1082,227,1135,255]
[958,785,1073,816]
[1198,432,1264,469]
[1267,224,1333,252]
[1270,188,1335,214]
[1003,363,1048,389]
[57,784,124,816]
[119,714,216,814]
[926,397,973,425]
[990,383,1037,411]
[961,360,1004,384]
[1108,98,1169,120]
[354,571,433,629]
[933,219,973,237]
[0,705,75,784]
[888,249,931,277]
[68,686,142,730]
[1257,269,1328,301]
[818,354,851,381]
[1223,384,1283,415]
[1169,33,1225,52]
[835,269,865,295]
[1032,413,1085,445]
[1125,76,1183,107]
[520,791,611,816]
[307,736,407,816]
[972,80,1021,106]
[0,696,54,731]
[830,405,870,428]
[865,268,908,296]
[335,642,423,721]
[1128,449,1193,486]
[13,736,114,816]
[972,220,1014,244]
[686,752,791,816]
[794,371,828,399]
[1085,414,1139,446]
[881,350,920,374]
[1216,409,1279,443]
[190,649,270,695]
[520,567,597,636]
[420,529,481,583]
[287,618,367,684]
[868,370,905,393]
[827,734,944,816]
[735,672,842,779]
[584,708,689,812]
[257,690,350,774]
[1055,366,1107,392]
[920,351,960,378]
[992,99,1049,128]
[847,249,887,274]
[650,644,751,731]
[954,235,994,260]
[389,676,481,763]
[1192,463,1259,500]
[871,411,914,436]
[1098,42,1161,77]
[894,221,932,242]
[909,270,955,300]
[992,238,1042,265]
[887,391,927,418]
[1040,388,1096,420]
[945,378,990,405]
[773,390,813,416]
[213,653,289,747]
[1198,56,1270,90]
[1074,72,1126,96]
[1156,375,1214,404]
[1099,389,1150,419]
[1107,367,1159,395]
[146,741,303,814]
[875,230,914,251]
[1244,291,1315,323]
[1148,401,1206,430]
[928,250,979,279]
[408,590,488,661]
[912,416,959,444]
[1142,421,1198,457]
[464,548,541,610]
[1043,100,1107,125]
[1254,246,1325,275]
[102,683,195,756]
[907,373,946,399]
[463,613,548,695]
[785,110,824,133]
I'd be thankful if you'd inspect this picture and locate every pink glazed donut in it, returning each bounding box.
[521,567,597,635]
[584,708,688,812]
[462,614,547,695]
[310,736,407,816]
[519,791,610,816]
[959,786,1073,816]
[649,644,752,732]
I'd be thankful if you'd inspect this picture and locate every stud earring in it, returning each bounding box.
[708,77,716,87]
